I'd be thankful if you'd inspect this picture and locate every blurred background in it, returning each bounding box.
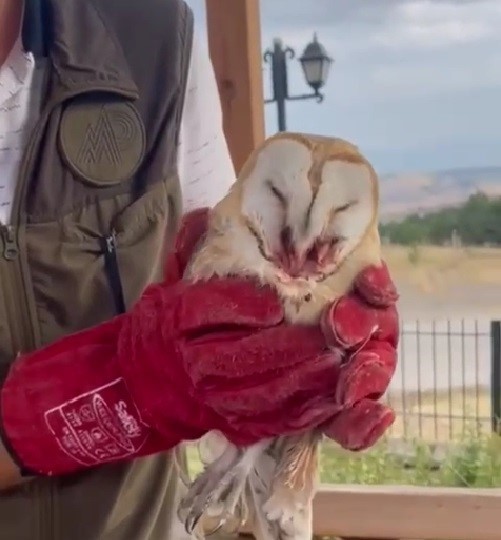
[187,0,501,492]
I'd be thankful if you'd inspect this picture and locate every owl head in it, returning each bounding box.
[186,133,382,323]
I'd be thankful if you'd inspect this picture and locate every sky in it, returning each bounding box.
[186,0,501,175]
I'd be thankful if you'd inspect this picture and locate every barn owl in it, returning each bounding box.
[177,132,382,540]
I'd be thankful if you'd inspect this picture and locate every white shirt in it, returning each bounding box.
[0,33,235,224]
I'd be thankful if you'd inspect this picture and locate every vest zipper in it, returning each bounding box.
[0,225,25,358]
[9,102,57,540]
[7,83,138,540]
[101,231,126,314]
[1,226,20,261]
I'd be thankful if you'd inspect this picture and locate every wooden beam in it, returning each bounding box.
[235,484,501,540]
[313,484,501,540]
[205,0,265,174]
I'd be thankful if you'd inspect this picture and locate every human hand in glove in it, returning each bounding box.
[321,262,399,450]
[0,209,398,480]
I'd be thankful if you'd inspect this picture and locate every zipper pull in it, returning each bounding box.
[104,231,117,254]
[101,230,126,314]
[2,226,19,261]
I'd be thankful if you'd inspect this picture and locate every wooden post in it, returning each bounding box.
[205,0,265,174]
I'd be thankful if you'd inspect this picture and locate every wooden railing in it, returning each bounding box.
[237,484,501,540]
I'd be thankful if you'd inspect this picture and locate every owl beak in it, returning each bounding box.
[273,246,305,277]
[275,228,345,277]
[274,226,304,276]
[270,226,303,276]
[315,241,331,266]
[287,248,306,276]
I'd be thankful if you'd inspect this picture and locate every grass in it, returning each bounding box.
[382,244,501,292]
[185,426,501,540]
[319,433,501,487]
[185,431,501,489]
[385,387,491,441]
[184,391,499,488]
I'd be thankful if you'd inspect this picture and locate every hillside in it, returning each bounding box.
[379,166,501,221]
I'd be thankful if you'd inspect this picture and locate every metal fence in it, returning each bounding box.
[384,318,501,441]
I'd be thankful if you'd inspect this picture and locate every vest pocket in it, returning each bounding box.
[25,181,178,347]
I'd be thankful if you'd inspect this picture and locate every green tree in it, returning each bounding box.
[380,192,501,246]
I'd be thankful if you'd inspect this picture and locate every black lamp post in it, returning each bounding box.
[264,33,333,132]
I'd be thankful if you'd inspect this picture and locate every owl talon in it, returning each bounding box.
[178,445,237,532]
[178,444,252,535]
[178,441,270,535]
[183,463,249,534]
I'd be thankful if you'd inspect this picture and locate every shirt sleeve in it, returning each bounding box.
[176,32,236,212]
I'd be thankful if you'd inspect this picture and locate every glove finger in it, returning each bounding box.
[164,208,210,284]
[224,395,342,446]
[183,325,328,385]
[322,294,399,350]
[195,347,341,416]
[335,342,397,407]
[322,400,395,451]
[354,262,399,308]
[180,279,285,330]
[138,278,284,334]
[375,303,400,348]
[281,393,342,432]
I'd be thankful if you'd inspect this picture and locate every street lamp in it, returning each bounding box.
[264,33,333,132]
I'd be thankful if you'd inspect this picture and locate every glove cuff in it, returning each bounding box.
[0,401,36,477]
[0,321,174,477]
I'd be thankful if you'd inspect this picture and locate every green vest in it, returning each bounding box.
[0,0,194,538]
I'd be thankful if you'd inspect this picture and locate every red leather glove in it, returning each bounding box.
[0,209,398,478]
[320,263,399,450]
[0,213,335,477]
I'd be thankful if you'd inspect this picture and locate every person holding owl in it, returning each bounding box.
[0,0,398,538]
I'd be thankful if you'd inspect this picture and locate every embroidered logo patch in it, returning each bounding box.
[59,100,145,186]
